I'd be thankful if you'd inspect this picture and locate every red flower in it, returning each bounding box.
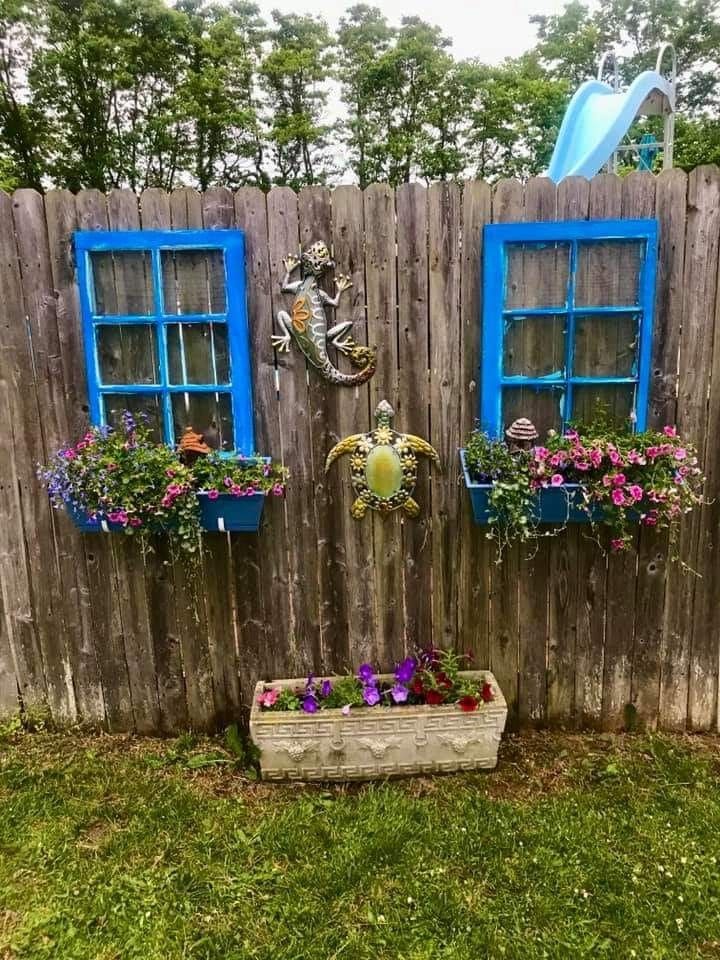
[481,682,494,703]
[436,671,453,689]
[410,678,424,695]
[458,695,478,712]
[425,689,445,706]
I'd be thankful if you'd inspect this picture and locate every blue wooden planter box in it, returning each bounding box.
[198,491,265,532]
[65,492,266,535]
[459,449,604,525]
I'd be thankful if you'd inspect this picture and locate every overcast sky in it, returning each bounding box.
[255,0,578,63]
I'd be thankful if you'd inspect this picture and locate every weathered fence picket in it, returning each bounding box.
[1,172,720,734]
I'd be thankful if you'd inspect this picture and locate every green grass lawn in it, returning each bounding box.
[1,727,720,959]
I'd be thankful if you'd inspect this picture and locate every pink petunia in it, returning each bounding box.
[549,452,565,467]
[610,538,625,552]
[589,448,603,468]
[612,473,626,486]
[533,446,550,461]
[674,448,687,461]
[609,450,623,466]
[602,474,613,487]
[258,688,279,708]
[550,473,564,487]
[643,514,658,526]
[207,489,220,500]
[272,483,285,497]
[627,484,644,502]
[129,517,142,527]
[611,489,625,507]
[663,425,677,437]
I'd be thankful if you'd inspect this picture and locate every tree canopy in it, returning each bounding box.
[0,0,717,191]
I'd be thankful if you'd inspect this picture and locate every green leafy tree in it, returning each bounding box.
[29,0,189,191]
[172,0,266,190]
[260,10,334,188]
[336,4,393,188]
[0,0,48,189]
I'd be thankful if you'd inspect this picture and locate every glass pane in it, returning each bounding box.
[572,384,635,429]
[574,313,638,377]
[161,249,226,314]
[503,387,562,439]
[505,243,570,309]
[503,314,565,377]
[575,240,643,307]
[167,323,229,385]
[90,251,153,316]
[97,324,158,385]
[172,392,233,451]
[103,393,163,441]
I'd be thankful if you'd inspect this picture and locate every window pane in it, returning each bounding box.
[103,393,163,441]
[574,313,638,378]
[503,314,565,377]
[575,240,643,307]
[172,392,233,451]
[503,387,562,439]
[572,384,635,429]
[97,324,158,385]
[161,249,226,314]
[505,243,570,309]
[90,251,153,316]
[167,323,229,385]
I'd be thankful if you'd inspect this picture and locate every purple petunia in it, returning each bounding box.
[362,685,380,706]
[301,695,318,713]
[390,683,409,704]
[357,663,375,684]
[320,679,332,698]
[394,656,417,684]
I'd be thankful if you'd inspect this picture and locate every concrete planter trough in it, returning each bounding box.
[250,671,508,782]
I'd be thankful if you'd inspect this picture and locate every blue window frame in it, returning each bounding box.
[480,218,658,438]
[74,230,254,455]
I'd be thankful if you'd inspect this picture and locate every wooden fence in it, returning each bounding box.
[1,168,719,734]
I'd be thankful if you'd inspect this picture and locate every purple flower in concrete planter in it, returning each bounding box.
[320,679,332,698]
[362,685,380,707]
[394,657,417,684]
[302,695,319,713]
[357,663,375,684]
[391,683,409,704]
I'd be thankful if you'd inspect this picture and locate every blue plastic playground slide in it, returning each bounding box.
[547,70,675,182]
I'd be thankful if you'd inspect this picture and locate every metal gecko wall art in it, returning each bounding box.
[271,240,377,386]
[325,400,440,520]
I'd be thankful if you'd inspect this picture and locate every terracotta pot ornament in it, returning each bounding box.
[179,426,211,465]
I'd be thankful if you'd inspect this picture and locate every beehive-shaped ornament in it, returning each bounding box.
[505,417,539,452]
[179,426,211,464]
[325,400,440,519]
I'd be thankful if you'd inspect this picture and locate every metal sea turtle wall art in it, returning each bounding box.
[325,400,440,520]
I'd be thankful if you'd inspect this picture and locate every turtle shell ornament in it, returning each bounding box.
[325,400,440,519]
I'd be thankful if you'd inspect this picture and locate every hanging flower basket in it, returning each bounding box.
[460,424,704,553]
[39,414,287,549]
[460,449,602,524]
[250,653,508,781]
[66,491,267,534]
